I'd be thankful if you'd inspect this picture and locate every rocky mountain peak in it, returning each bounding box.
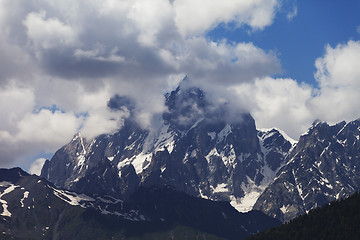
[254,119,360,222]
[41,83,295,213]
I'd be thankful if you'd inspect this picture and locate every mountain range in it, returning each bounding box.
[41,83,295,213]
[2,82,360,239]
[40,82,360,224]
[0,167,280,240]
[253,119,360,221]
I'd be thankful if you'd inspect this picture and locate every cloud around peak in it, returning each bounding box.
[3,0,359,170]
[236,40,360,138]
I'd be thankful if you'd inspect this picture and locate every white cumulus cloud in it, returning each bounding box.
[23,11,77,50]
[311,40,360,123]
[237,40,360,139]
[0,0,325,171]
[174,0,279,36]
[29,158,47,176]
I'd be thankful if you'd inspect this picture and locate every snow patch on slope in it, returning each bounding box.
[52,188,95,207]
[208,132,216,140]
[280,205,289,214]
[205,148,220,164]
[218,124,232,142]
[20,191,29,208]
[230,170,278,213]
[118,152,153,175]
[75,135,88,170]
[231,177,267,212]
[0,182,19,217]
[220,145,236,168]
[212,183,229,193]
[206,145,237,169]
[258,127,297,148]
[131,153,152,174]
[153,124,176,154]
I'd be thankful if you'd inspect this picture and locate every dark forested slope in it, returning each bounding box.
[248,192,360,240]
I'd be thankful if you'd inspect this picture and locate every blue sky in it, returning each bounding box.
[208,0,360,86]
[0,0,359,173]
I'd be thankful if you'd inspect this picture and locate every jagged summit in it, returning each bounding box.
[254,119,360,222]
[40,81,360,223]
[41,83,294,212]
[258,127,297,146]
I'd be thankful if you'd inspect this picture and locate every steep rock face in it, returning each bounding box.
[253,119,360,222]
[41,84,295,211]
[41,120,146,198]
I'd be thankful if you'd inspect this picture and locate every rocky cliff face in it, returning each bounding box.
[41,84,295,212]
[253,119,360,222]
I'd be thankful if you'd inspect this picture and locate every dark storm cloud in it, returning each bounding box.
[108,95,136,112]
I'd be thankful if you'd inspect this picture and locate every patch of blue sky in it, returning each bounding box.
[21,151,54,174]
[33,104,89,119]
[207,0,360,87]
[33,104,65,114]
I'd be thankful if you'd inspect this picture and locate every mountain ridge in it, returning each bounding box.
[0,167,281,240]
[253,119,360,221]
[41,85,294,212]
[40,83,360,223]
